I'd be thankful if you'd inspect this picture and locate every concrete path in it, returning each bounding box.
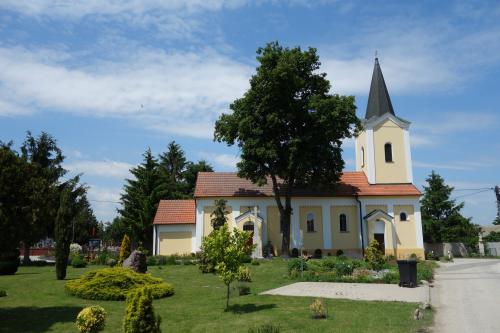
[261,281,429,303]
[431,258,500,333]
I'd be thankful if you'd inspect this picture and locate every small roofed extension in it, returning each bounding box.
[152,57,425,259]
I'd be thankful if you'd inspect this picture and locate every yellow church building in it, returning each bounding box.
[152,57,425,259]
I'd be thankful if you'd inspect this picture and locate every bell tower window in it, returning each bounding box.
[384,143,393,162]
[361,147,365,167]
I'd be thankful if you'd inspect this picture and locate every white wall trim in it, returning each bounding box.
[322,204,332,249]
[195,203,204,251]
[366,128,376,184]
[403,129,414,183]
[414,201,424,248]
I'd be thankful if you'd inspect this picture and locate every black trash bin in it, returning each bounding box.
[397,259,417,288]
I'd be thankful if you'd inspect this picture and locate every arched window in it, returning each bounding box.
[306,213,315,232]
[384,143,393,162]
[339,213,347,232]
[361,147,365,167]
[400,212,408,221]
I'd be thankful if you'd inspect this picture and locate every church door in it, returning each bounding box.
[243,223,254,246]
[374,233,385,252]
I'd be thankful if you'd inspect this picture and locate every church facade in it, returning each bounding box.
[152,58,425,259]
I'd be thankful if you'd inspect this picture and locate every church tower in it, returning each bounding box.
[355,57,413,184]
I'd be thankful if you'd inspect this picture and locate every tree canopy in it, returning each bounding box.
[214,41,360,255]
[421,171,480,249]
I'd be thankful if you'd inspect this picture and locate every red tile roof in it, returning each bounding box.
[153,200,196,225]
[194,172,421,197]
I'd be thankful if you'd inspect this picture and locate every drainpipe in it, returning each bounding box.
[355,195,365,257]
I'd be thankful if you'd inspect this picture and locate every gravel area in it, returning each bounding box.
[261,281,429,303]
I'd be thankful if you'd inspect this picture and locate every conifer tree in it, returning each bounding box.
[120,149,162,252]
[211,199,229,230]
[20,131,66,263]
[123,287,161,333]
[119,234,131,265]
[55,177,86,280]
[158,141,188,199]
[421,171,480,249]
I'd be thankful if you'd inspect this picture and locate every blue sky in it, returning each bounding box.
[0,1,499,225]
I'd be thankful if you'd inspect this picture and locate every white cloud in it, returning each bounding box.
[66,160,134,178]
[87,185,122,221]
[414,160,497,171]
[0,47,252,138]
[199,152,240,170]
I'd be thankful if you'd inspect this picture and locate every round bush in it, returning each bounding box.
[107,258,117,267]
[72,256,87,268]
[291,248,299,258]
[76,305,106,333]
[65,267,174,301]
[0,250,20,275]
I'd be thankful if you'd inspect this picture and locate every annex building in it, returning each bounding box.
[152,58,425,259]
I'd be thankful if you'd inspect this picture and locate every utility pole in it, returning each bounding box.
[495,186,500,224]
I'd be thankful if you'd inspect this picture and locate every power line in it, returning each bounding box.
[452,187,494,192]
[452,189,493,199]
[88,199,121,204]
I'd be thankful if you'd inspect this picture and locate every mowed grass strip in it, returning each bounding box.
[0,260,433,333]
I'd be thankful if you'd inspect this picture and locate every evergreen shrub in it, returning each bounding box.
[65,267,174,300]
[123,287,161,333]
[75,305,106,333]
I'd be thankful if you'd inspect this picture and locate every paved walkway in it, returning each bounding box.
[261,281,429,303]
[431,258,500,333]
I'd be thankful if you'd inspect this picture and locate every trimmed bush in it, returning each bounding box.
[65,267,174,301]
[76,305,106,333]
[309,298,327,319]
[314,249,322,259]
[107,258,117,267]
[72,256,88,268]
[123,287,161,333]
[291,248,299,257]
[336,249,344,256]
[0,289,6,297]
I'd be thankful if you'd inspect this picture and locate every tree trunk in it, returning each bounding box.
[225,283,230,310]
[23,241,31,264]
[280,197,292,257]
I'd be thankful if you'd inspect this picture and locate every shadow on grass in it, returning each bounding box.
[0,306,82,333]
[227,303,276,314]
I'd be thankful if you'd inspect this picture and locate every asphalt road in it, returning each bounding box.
[431,258,500,333]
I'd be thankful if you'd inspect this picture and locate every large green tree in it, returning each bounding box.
[0,143,33,273]
[214,42,360,256]
[72,196,99,245]
[20,131,66,262]
[184,160,213,196]
[120,149,163,252]
[421,171,480,249]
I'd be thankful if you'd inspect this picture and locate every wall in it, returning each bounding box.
[299,206,323,251]
[155,224,196,256]
[331,205,359,254]
[484,242,500,256]
[373,118,409,183]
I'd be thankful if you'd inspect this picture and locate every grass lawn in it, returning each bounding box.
[0,260,433,333]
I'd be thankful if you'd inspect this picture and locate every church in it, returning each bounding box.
[152,58,425,259]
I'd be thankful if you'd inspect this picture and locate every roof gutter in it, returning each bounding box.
[355,194,365,257]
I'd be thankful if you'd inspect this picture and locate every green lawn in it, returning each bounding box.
[0,260,433,333]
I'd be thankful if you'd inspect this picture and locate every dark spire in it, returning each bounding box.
[365,57,395,120]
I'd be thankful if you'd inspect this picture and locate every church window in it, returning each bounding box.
[384,143,393,162]
[339,214,347,232]
[400,212,408,221]
[306,213,315,232]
